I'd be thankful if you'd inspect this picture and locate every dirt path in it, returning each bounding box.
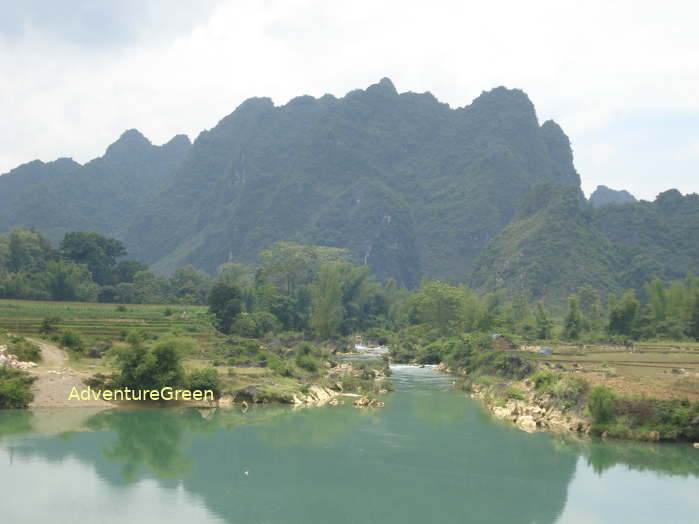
[26,337,67,363]
[25,337,114,408]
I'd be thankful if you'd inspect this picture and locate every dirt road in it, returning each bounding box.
[26,337,67,363]
[26,337,114,408]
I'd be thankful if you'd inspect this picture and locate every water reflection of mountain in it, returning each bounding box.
[1,398,572,524]
[2,391,698,524]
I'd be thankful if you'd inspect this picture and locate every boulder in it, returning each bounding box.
[516,415,537,433]
[646,431,660,441]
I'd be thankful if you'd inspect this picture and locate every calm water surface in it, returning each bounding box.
[1,365,698,523]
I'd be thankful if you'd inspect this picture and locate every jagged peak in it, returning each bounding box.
[104,129,153,158]
[589,185,638,207]
[163,134,191,149]
[366,77,398,95]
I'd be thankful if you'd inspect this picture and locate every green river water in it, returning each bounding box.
[1,365,698,523]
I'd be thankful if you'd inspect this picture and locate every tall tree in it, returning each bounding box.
[563,295,583,340]
[60,231,127,285]
[310,263,345,339]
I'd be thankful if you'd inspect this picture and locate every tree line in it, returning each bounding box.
[2,228,698,344]
[0,229,210,303]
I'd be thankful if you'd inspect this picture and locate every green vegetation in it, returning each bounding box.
[0,229,212,304]
[0,367,36,408]
[587,385,699,441]
[111,337,192,391]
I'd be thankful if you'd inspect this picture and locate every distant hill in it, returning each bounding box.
[1,78,697,299]
[589,185,637,207]
[470,184,622,300]
[592,189,699,286]
[0,130,191,244]
[471,186,699,299]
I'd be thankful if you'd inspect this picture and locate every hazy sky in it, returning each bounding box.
[1,0,697,200]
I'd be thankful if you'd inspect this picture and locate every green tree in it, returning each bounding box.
[43,260,98,301]
[60,231,127,285]
[113,337,191,390]
[563,295,582,340]
[409,281,466,333]
[534,302,553,340]
[690,293,699,341]
[310,263,345,339]
[207,282,244,334]
[608,290,640,337]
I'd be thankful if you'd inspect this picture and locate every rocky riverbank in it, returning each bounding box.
[469,381,590,436]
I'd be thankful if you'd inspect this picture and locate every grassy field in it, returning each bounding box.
[0,298,215,343]
[523,343,699,401]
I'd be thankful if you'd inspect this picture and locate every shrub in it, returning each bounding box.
[551,375,588,402]
[112,337,192,391]
[531,371,559,392]
[187,368,221,398]
[88,341,112,359]
[231,313,258,338]
[506,386,526,400]
[9,339,41,362]
[116,305,128,312]
[588,386,617,424]
[60,330,86,355]
[0,367,36,408]
[83,373,113,389]
[268,356,294,377]
[39,317,62,335]
[466,351,534,380]
[295,353,321,373]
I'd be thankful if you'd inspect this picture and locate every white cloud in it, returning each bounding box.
[0,0,697,200]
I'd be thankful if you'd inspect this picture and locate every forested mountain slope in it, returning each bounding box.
[123,78,579,284]
[592,189,699,286]
[2,78,697,299]
[0,130,191,243]
[470,184,623,300]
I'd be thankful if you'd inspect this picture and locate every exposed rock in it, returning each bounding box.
[646,430,660,442]
[353,396,385,408]
[218,394,234,407]
[0,345,38,371]
[516,415,537,433]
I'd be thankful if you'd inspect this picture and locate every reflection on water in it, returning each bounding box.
[1,366,698,524]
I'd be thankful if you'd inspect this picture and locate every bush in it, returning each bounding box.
[113,337,193,391]
[531,371,559,392]
[88,341,112,359]
[0,367,36,408]
[231,313,258,338]
[60,330,86,355]
[295,353,321,373]
[187,368,221,398]
[588,386,616,424]
[83,373,113,389]
[9,339,41,362]
[268,356,294,377]
[551,375,588,402]
[116,305,128,312]
[466,351,534,380]
[506,386,526,400]
[39,317,62,335]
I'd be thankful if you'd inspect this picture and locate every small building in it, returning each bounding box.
[538,348,554,355]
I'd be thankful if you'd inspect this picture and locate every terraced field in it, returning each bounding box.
[0,299,216,344]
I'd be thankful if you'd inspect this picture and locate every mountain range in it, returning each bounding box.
[1,78,696,299]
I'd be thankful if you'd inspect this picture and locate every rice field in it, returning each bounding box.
[0,299,215,342]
